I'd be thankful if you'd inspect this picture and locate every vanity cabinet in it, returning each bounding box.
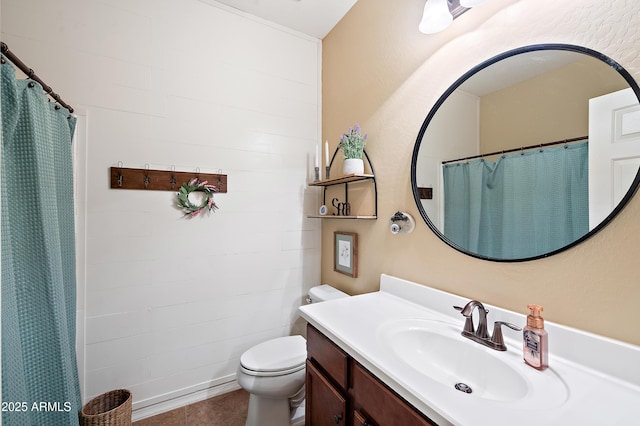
[306,324,436,426]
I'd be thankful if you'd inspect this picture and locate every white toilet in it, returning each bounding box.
[236,285,349,426]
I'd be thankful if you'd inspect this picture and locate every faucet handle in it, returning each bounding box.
[490,321,522,351]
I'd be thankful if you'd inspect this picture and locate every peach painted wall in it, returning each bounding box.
[321,0,640,345]
[480,57,628,153]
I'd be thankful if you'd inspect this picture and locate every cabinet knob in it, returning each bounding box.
[333,414,343,424]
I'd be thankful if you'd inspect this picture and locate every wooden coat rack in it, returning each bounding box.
[109,166,227,192]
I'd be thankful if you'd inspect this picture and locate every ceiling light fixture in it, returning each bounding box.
[419,0,454,34]
[460,0,487,6]
[419,0,487,34]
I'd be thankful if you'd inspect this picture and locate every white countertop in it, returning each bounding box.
[298,274,640,426]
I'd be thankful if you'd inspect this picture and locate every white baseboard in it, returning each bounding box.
[131,375,241,422]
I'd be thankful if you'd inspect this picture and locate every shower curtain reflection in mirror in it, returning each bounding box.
[443,142,589,259]
[1,61,81,424]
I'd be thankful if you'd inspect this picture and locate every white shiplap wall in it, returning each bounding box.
[1,0,321,418]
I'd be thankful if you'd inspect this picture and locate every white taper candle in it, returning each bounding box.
[325,140,329,166]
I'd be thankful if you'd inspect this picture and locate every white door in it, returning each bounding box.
[588,88,640,230]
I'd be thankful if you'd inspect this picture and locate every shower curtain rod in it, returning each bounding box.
[442,135,588,164]
[1,42,74,114]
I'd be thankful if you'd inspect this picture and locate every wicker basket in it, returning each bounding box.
[80,389,132,426]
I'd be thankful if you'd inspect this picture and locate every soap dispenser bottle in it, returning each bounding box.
[523,304,548,370]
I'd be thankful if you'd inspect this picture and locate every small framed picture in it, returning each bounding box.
[334,231,358,278]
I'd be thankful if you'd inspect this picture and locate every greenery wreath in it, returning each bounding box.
[177,178,219,218]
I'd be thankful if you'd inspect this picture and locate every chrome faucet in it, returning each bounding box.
[454,300,521,351]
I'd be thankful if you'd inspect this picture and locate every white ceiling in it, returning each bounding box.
[198,2,586,97]
[200,0,358,39]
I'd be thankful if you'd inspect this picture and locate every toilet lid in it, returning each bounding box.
[240,335,306,373]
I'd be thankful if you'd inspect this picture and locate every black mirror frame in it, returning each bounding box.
[410,43,640,262]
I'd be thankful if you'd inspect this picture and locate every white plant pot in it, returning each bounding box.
[343,158,364,175]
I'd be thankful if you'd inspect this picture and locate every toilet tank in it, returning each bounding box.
[307,284,349,303]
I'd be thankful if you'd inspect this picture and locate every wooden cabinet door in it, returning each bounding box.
[306,360,347,426]
[351,361,436,426]
[353,409,377,426]
[307,324,349,391]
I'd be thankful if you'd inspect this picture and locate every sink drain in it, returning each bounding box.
[454,382,472,394]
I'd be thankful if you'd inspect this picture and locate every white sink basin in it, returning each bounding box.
[377,318,568,407]
[300,276,640,425]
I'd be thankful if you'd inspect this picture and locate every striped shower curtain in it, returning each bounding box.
[2,57,81,425]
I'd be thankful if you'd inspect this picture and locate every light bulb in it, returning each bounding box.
[419,0,453,34]
[460,0,488,7]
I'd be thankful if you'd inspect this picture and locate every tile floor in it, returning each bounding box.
[132,389,249,426]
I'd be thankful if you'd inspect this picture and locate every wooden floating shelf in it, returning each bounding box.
[109,167,227,192]
[307,150,377,220]
[309,174,374,187]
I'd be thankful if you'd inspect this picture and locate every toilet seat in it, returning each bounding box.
[240,335,306,377]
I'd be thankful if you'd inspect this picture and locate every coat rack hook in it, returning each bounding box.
[117,161,124,187]
[144,163,151,189]
[170,165,177,190]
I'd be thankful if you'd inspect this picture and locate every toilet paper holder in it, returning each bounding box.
[390,211,415,234]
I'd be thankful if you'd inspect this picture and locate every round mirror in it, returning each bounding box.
[411,44,640,262]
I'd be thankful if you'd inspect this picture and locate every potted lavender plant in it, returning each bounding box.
[339,124,367,175]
